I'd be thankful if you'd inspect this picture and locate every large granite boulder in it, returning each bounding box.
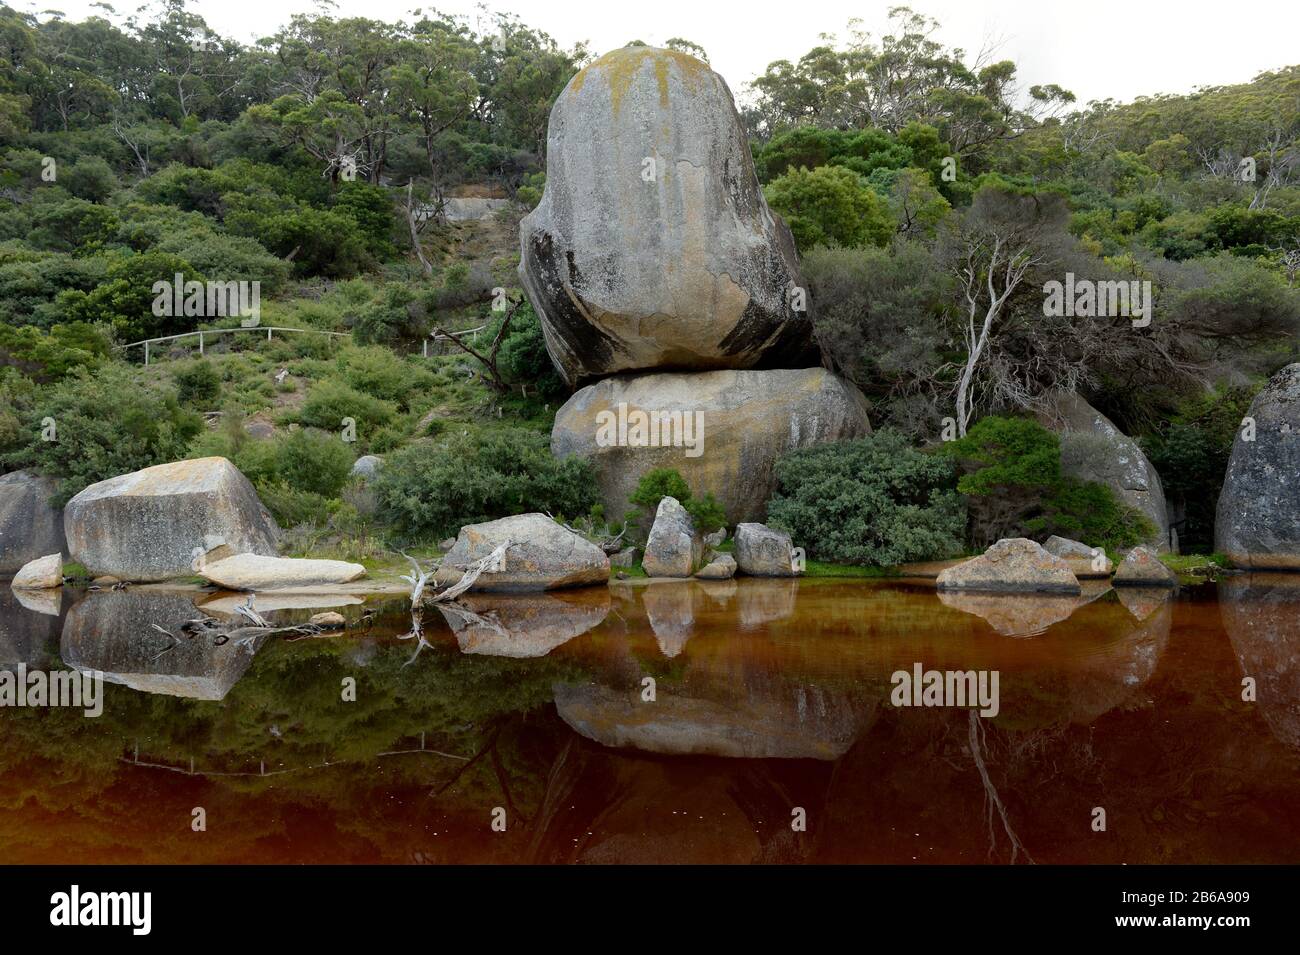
[552,367,870,524]
[642,496,702,577]
[1037,392,1170,550]
[198,554,366,590]
[734,522,798,577]
[519,45,817,387]
[63,457,280,582]
[1216,364,1300,569]
[936,538,1081,594]
[432,513,609,593]
[0,470,66,575]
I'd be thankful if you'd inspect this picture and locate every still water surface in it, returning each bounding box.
[1,575,1297,863]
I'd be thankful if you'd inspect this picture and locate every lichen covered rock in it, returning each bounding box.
[1215,364,1300,569]
[63,458,280,582]
[519,46,816,386]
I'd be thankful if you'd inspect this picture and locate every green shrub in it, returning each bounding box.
[766,430,965,565]
[763,165,894,250]
[375,428,597,539]
[173,359,222,406]
[6,364,203,504]
[627,467,729,534]
[298,378,397,440]
[942,415,1152,550]
[494,300,566,398]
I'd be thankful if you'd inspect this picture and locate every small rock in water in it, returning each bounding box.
[695,553,737,580]
[308,611,347,629]
[936,538,1080,594]
[11,553,63,590]
[1113,546,1178,587]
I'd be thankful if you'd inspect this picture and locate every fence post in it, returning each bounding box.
[144,341,150,366]
[198,331,204,356]
[267,328,272,342]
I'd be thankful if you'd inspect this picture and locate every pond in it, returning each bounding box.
[1,575,1297,864]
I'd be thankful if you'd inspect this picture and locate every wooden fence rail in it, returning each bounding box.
[118,323,491,363]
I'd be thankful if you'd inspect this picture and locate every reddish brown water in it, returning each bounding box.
[1,575,1297,864]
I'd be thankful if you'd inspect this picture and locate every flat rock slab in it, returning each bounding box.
[199,554,367,590]
[936,538,1081,594]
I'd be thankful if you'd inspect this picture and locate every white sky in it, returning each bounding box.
[27,0,1300,108]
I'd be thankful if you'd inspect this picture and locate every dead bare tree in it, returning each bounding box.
[434,298,523,392]
[405,181,435,277]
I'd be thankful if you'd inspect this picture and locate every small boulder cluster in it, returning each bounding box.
[638,498,799,580]
[936,536,1177,596]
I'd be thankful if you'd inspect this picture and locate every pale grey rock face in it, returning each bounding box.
[643,496,702,578]
[438,590,610,658]
[1113,545,1177,587]
[1042,535,1114,577]
[0,470,66,575]
[199,554,366,590]
[695,553,737,579]
[936,538,1081,594]
[734,523,796,577]
[609,546,639,567]
[519,46,817,387]
[11,553,62,590]
[63,457,280,582]
[1215,364,1300,569]
[1038,392,1170,550]
[432,512,610,593]
[349,454,383,479]
[552,367,870,525]
[61,590,268,701]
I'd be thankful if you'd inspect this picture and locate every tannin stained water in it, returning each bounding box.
[0,575,1297,864]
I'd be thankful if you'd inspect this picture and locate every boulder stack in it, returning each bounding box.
[531,46,870,527]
